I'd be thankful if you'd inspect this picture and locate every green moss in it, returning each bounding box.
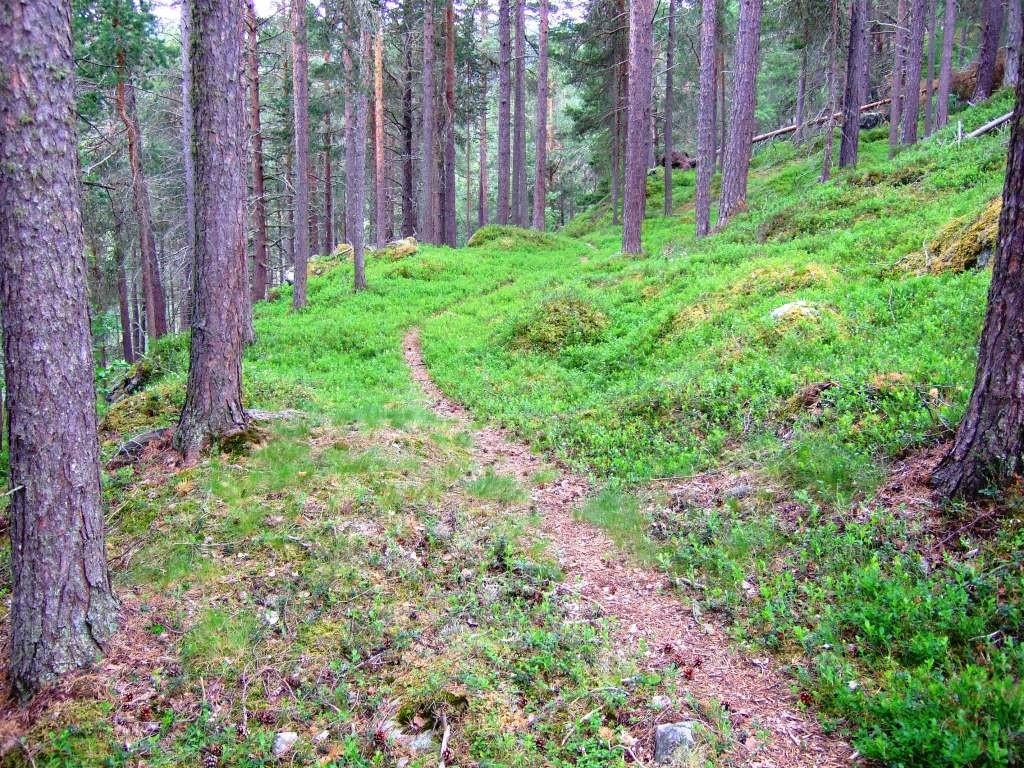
[510,294,608,353]
[466,224,558,250]
[901,197,1002,274]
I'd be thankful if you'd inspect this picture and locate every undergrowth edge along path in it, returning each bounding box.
[404,327,853,768]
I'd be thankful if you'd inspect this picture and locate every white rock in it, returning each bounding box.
[272,731,298,757]
[651,694,672,710]
[770,300,820,323]
[654,721,695,763]
[313,730,330,743]
[262,609,280,626]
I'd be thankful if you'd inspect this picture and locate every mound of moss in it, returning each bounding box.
[467,225,558,250]
[510,294,608,353]
[372,236,419,260]
[101,379,184,434]
[901,197,1001,274]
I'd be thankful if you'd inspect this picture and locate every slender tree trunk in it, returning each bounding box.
[323,111,334,252]
[181,6,195,328]
[466,130,474,241]
[309,167,320,256]
[114,234,135,363]
[840,0,869,166]
[245,0,269,302]
[695,0,718,237]
[933,58,1024,499]
[622,0,655,254]
[116,74,168,341]
[511,0,527,226]
[1007,0,1022,88]
[533,0,550,229]
[610,73,622,226]
[888,0,908,154]
[290,0,309,308]
[936,0,956,128]
[442,0,457,245]
[478,0,490,229]
[402,4,417,238]
[421,3,438,242]
[821,0,840,182]
[0,0,118,699]
[717,0,763,228]
[662,0,676,216]
[346,32,370,290]
[176,0,251,461]
[717,37,726,171]
[496,0,512,224]
[901,0,928,144]
[794,17,808,143]
[924,0,937,135]
[132,272,145,356]
[974,0,1003,101]
[374,28,388,248]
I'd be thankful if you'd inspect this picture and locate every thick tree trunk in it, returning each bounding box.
[936,0,955,128]
[496,0,512,224]
[717,0,763,228]
[290,0,310,308]
[0,0,119,699]
[933,59,1024,499]
[374,29,388,249]
[116,75,168,342]
[900,0,928,144]
[533,0,550,229]
[511,0,527,226]
[973,0,1003,101]
[821,0,840,182]
[888,0,908,154]
[323,111,334,252]
[924,0,937,135]
[402,5,417,239]
[840,0,869,166]
[478,0,490,229]
[176,0,251,461]
[1006,0,1022,88]
[695,0,718,238]
[622,0,655,254]
[181,6,196,328]
[662,0,676,216]
[442,0,458,246]
[421,4,438,242]
[246,0,269,302]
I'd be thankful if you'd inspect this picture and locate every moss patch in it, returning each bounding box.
[901,197,1001,274]
[510,294,608,353]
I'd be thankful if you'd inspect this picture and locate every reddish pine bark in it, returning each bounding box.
[839,0,869,167]
[374,28,388,249]
[533,0,550,230]
[888,0,907,153]
[717,0,763,228]
[900,0,927,145]
[291,0,310,308]
[936,0,955,128]
[1006,0,1022,87]
[974,0,1003,101]
[478,0,490,229]
[496,0,512,224]
[323,111,335,253]
[794,17,808,142]
[0,0,119,698]
[821,0,840,182]
[421,4,438,242]
[511,0,527,226]
[245,0,269,302]
[924,0,937,136]
[442,0,457,246]
[113,226,135,363]
[402,2,417,238]
[694,0,717,237]
[933,55,1024,498]
[622,0,655,254]
[176,0,252,461]
[662,0,676,217]
[181,5,196,328]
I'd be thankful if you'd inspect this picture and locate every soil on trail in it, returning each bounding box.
[404,328,853,768]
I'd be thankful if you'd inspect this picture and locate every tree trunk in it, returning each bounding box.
[496,0,512,224]
[246,0,270,302]
[374,28,388,249]
[888,0,908,154]
[973,0,1003,101]
[900,0,927,144]
[176,0,252,462]
[840,0,869,166]
[402,2,417,239]
[610,73,622,226]
[290,0,310,308]
[932,59,1024,499]
[309,166,320,256]
[662,0,676,216]
[794,17,808,143]
[622,0,655,254]
[1,0,119,698]
[924,0,937,136]
[115,238,135,363]
[821,0,840,182]
[345,32,370,290]
[323,111,334,252]
[533,0,550,229]
[478,0,490,229]
[116,74,168,342]
[511,0,527,226]
[695,0,718,238]
[181,5,196,328]
[717,0,763,228]
[1005,0,1022,88]
[442,0,458,246]
[421,4,438,242]
[936,0,955,128]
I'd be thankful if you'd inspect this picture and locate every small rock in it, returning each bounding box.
[725,483,753,499]
[262,609,280,627]
[408,731,435,753]
[650,694,672,710]
[770,300,820,323]
[272,731,298,758]
[654,721,695,764]
[313,729,330,743]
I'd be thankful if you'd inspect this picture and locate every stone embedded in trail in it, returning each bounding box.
[654,721,696,763]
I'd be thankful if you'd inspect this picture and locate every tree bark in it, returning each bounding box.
[933,56,1024,499]
[1005,0,1022,88]
[290,0,309,308]
[478,0,490,230]
[421,3,438,242]
[840,0,869,166]
[936,0,956,128]
[245,0,269,302]
[374,28,388,249]
[323,111,334,252]
[794,17,808,143]
[973,0,1003,101]
[115,236,135,363]
[496,0,512,224]
[0,0,119,699]
[175,0,252,462]
[888,0,908,154]
[622,0,655,254]
[345,30,370,290]
[695,0,718,238]
[901,0,928,144]
[402,0,417,238]
[924,0,937,136]
[511,0,527,226]
[442,0,458,245]
[533,0,550,229]
[821,0,840,182]
[717,0,763,228]
[662,0,676,216]
[181,5,196,328]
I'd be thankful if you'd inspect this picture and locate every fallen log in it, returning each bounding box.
[752,98,892,144]
[966,111,1013,139]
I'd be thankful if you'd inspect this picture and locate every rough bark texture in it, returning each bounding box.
[511,0,527,226]
[936,0,955,128]
[794,18,808,143]
[402,1,417,239]
[290,0,309,308]
[374,29,388,249]
[115,237,135,363]
[421,4,438,242]
[441,0,458,246]
[924,0,937,135]
[175,0,252,461]
[840,0,869,166]
[663,0,676,216]
[932,58,1024,498]
[533,0,550,229]
[622,0,655,254]
[181,4,196,328]
[323,111,334,252]
[717,0,763,228]
[478,0,490,229]
[888,0,907,153]
[900,0,927,144]
[694,0,718,238]
[345,32,370,290]
[496,0,512,224]
[0,0,119,699]
[245,0,269,302]
[974,0,1003,101]
[821,0,840,182]
[1006,0,1022,87]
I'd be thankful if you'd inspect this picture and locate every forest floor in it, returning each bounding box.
[2,93,1024,768]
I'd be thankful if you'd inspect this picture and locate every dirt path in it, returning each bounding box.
[404,329,852,767]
